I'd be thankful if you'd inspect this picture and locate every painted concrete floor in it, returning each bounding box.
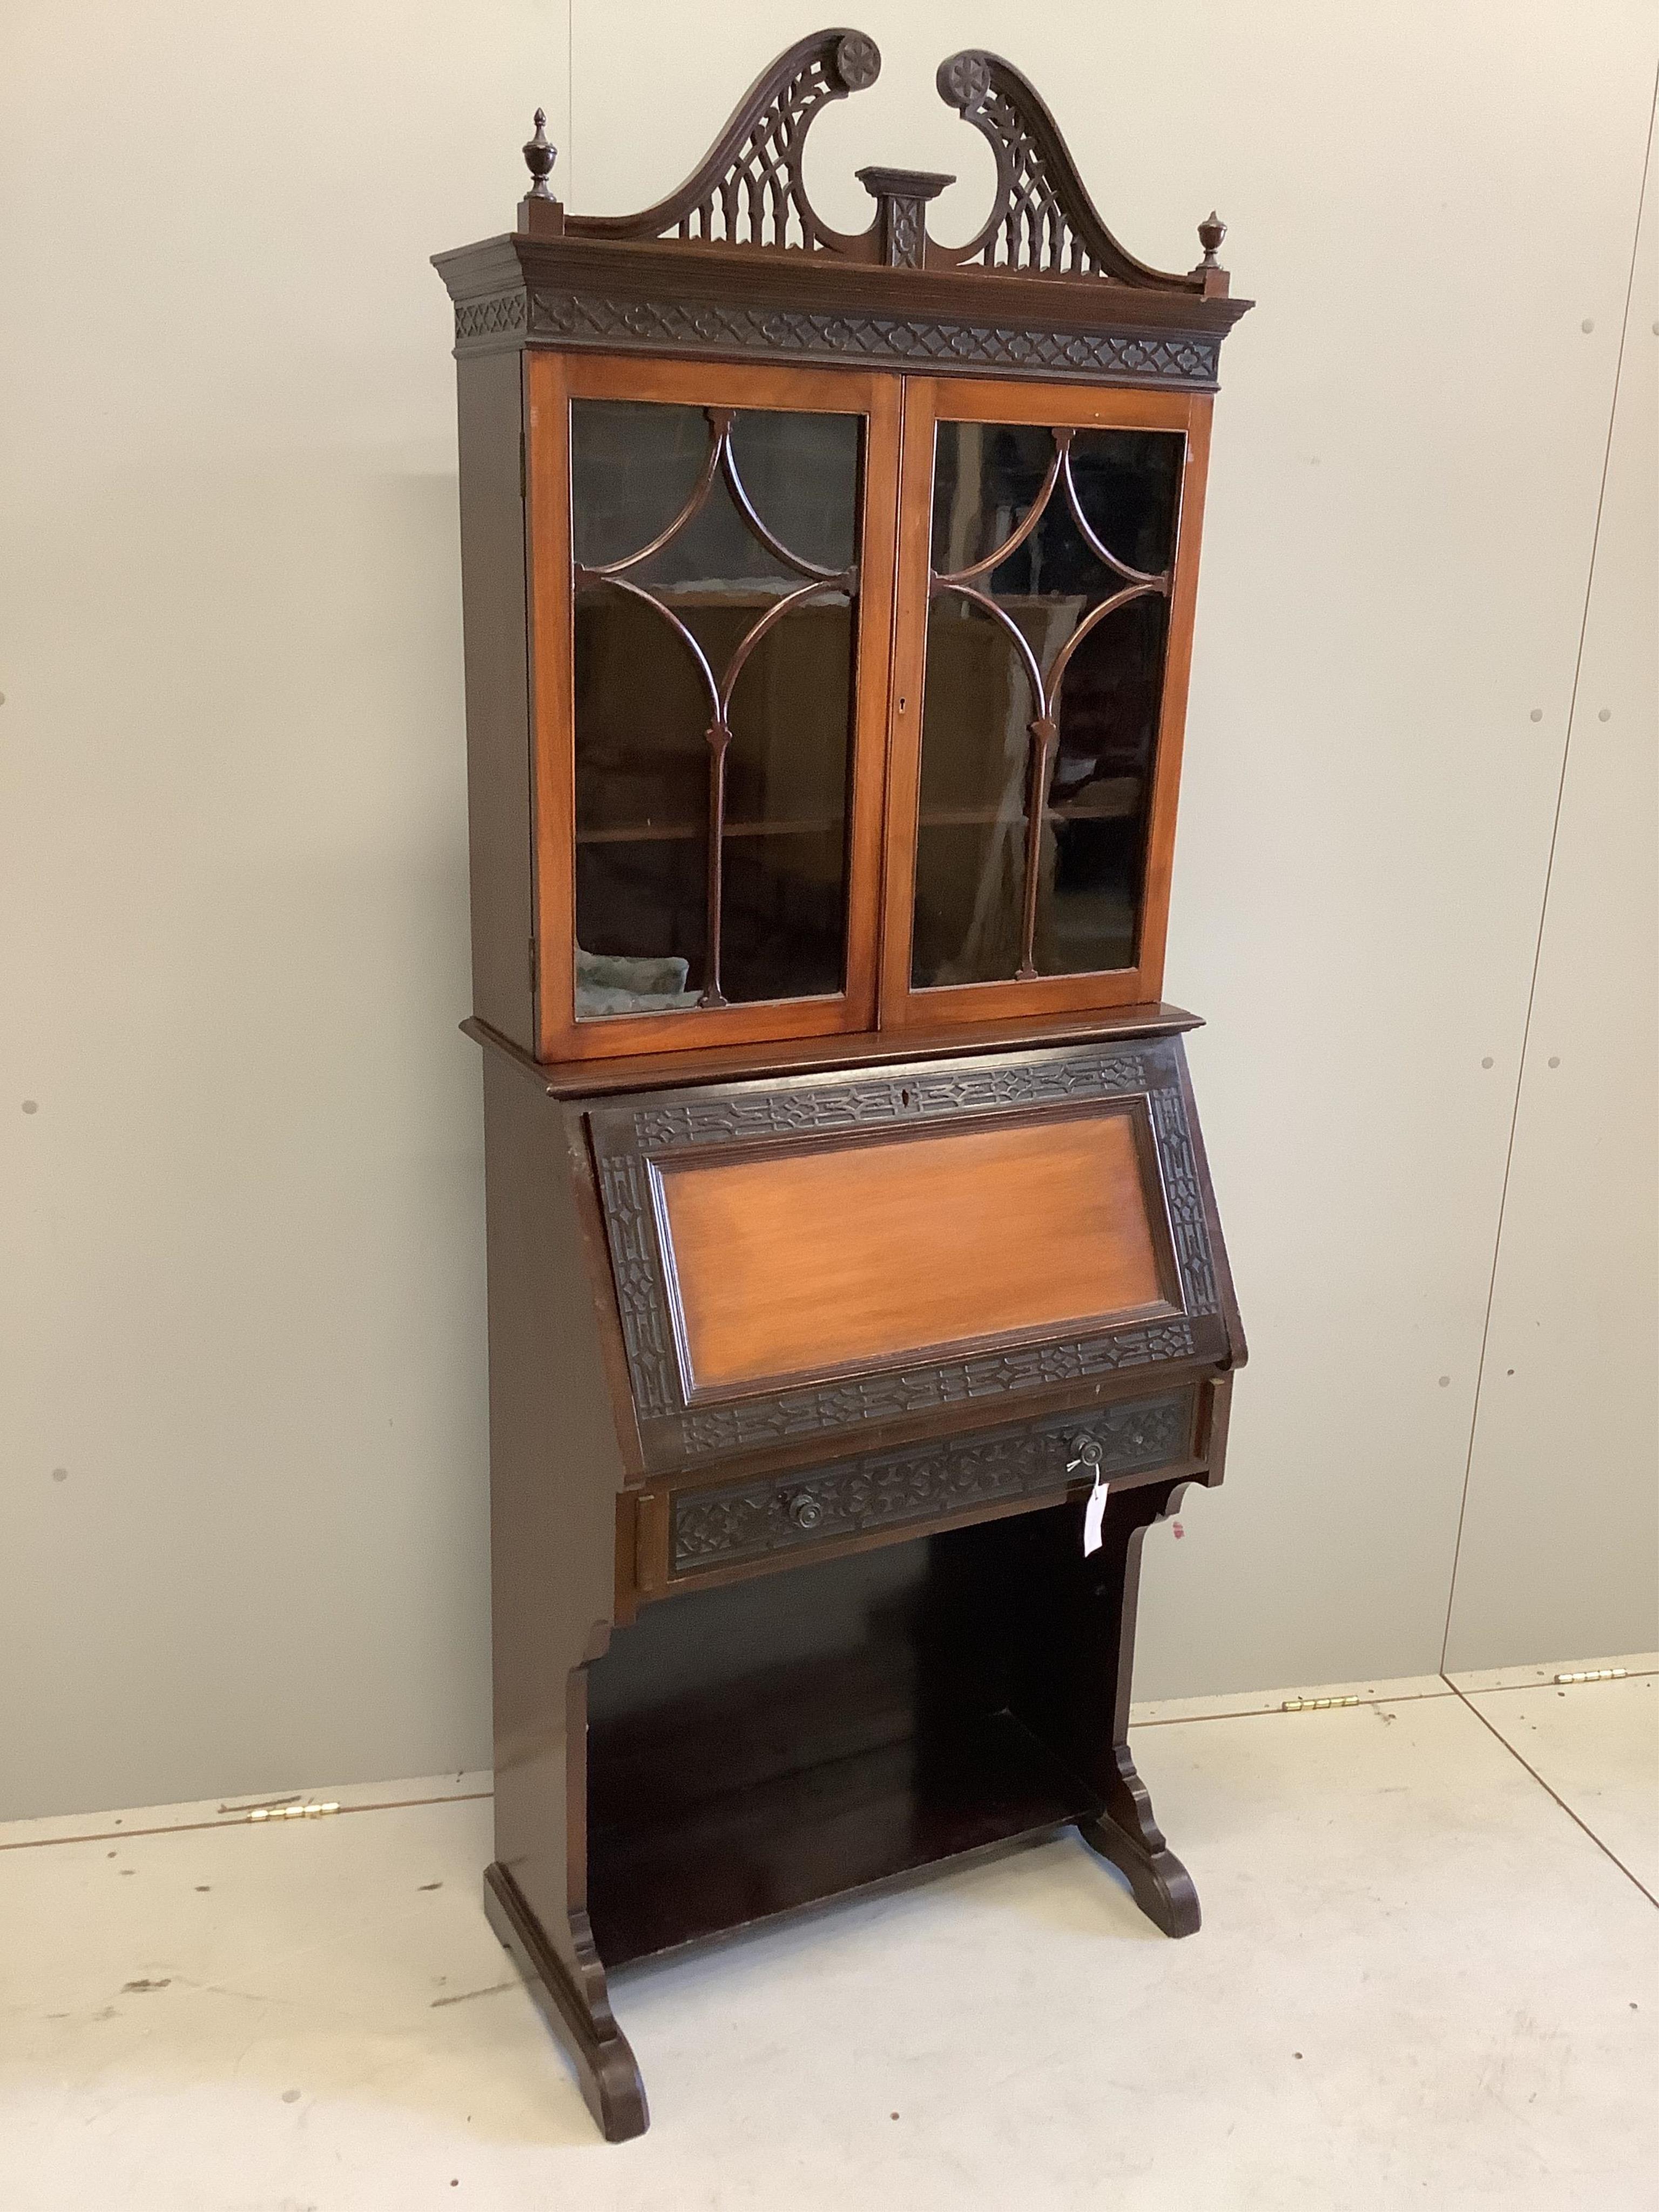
[2,1659,1654,2211]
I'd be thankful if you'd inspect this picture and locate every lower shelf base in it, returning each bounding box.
[488,1738,1200,2142]
[589,1707,1094,1966]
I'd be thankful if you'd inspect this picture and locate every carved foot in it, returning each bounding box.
[1076,1745,1200,1937]
[483,1863,649,2142]
[1078,1810,1201,1936]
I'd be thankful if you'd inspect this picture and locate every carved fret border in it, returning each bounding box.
[670,1388,1195,1573]
[588,1039,1228,1469]
[1149,1083,1219,1317]
[453,291,527,343]
[668,1326,1198,1461]
[450,285,1220,388]
[627,1051,1152,1147]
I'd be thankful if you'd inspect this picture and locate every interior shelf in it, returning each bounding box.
[576,794,1142,846]
[577,817,843,844]
[919,795,1141,828]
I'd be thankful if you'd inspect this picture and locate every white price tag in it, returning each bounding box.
[1082,1470,1109,1556]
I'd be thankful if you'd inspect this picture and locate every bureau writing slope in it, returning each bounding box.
[435,30,1250,2143]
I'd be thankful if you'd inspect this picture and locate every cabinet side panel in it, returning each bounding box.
[1135,399,1212,1005]
[458,351,535,1049]
[483,1054,623,1956]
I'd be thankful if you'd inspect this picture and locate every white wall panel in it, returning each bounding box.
[1130,18,1657,1694]
[1444,134,1658,1669]
[0,1,573,1822]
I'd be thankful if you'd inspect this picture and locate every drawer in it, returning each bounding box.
[634,1386,1201,1593]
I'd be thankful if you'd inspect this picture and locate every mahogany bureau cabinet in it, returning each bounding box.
[434,29,1251,2142]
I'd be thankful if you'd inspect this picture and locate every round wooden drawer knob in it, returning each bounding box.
[788,1493,824,1532]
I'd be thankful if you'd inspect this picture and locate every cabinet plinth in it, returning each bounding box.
[440,27,1251,2141]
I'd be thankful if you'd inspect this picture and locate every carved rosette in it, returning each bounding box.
[833,30,879,91]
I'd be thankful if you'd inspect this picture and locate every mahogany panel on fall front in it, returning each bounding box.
[656,1104,1174,1393]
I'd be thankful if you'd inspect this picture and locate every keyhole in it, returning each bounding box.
[900,1088,912,1106]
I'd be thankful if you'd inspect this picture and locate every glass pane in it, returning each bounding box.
[573,583,710,1010]
[912,421,1184,989]
[721,598,853,1003]
[570,400,861,1020]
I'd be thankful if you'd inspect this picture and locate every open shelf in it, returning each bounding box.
[584,1510,1102,1967]
[589,1707,1090,1965]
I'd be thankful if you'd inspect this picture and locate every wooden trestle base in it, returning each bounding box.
[483,1478,1203,2143]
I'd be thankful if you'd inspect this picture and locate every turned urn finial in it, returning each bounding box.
[1191,210,1229,295]
[522,108,557,198]
[517,107,565,236]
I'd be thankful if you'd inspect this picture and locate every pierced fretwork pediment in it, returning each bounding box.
[539,29,1226,293]
[566,28,881,254]
[934,50,1195,287]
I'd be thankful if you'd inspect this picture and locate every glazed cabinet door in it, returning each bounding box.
[879,378,1213,1026]
[525,353,900,1061]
